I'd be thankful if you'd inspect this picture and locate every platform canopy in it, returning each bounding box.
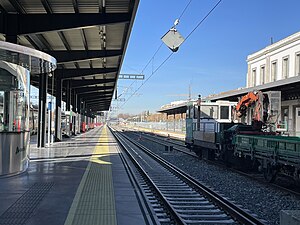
[158,102,188,115]
[205,75,300,102]
[0,0,139,112]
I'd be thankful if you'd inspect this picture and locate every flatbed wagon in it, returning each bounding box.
[234,134,300,182]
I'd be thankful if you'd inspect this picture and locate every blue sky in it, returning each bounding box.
[115,0,300,115]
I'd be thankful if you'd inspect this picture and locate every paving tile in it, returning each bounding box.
[0,126,147,225]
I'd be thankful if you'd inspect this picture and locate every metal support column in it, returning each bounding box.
[71,89,76,135]
[37,74,48,148]
[85,103,88,130]
[66,80,71,111]
[75,94,79,134]
[55,76,62,141]
[180,113,183,132]
[84,102,88,131]
[77,96,81,134]
[82,101,86,132]
[197,95,201,131]
[173,114,176,132]
[166,114,168,131]
[47,73,54,145]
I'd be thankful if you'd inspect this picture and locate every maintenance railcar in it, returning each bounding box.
[185,100,237,159]
[185,91,300,182]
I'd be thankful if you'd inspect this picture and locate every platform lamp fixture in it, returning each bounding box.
[197,94,201,131]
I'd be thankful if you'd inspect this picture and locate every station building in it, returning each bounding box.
[244,31,300,135]
[246,32,300,87]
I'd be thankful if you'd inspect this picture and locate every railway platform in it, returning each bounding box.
[0,126,147,225]
[124,125,186,141]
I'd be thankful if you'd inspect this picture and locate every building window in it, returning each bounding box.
[271,61,277,82]
[296,53,300,76]
[220,106,229,119]
[260,65,265,84]
[282,56,289,79]
[252,68,256,86]
[282,107,289,128]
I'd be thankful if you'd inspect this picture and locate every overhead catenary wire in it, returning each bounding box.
[117,43,163,98]
[139,0,192,75]
[121,52,174,106]
[116,0,223,112]
[184,0,222,42]
[178,0,193,21]
[115,0,193,102]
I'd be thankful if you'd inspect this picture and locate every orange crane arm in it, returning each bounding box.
[236,92,259,111]
[235,92,259,118]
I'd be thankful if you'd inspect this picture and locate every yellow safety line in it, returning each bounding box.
[64,126,117,225]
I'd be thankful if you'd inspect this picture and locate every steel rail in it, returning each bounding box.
[131,128,300,198]
[110,126,186,225]
[110,129,161,225]
[121,129,196,157]
[111,126,265,225]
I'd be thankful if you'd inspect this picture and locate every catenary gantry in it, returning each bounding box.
[0,0,139,146]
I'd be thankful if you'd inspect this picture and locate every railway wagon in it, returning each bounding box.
[185,91,300,182]
[233,134,300,182]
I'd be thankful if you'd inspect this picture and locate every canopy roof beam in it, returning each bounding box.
[71,79,115,88]
[76,86,114,94]
[85,101,112,106]
[85,96,112,102]
[46,50,122,64]
[56,67,118,79]
[0,13,131,35]
[79,91,113,99]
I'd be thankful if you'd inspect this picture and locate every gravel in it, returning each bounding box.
[124,131,300,225]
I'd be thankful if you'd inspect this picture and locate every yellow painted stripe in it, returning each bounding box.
[64,126,117,225]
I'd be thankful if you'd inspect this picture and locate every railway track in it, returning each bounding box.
[125,129,195,156]
[123,128,300,198]
[110,126,264,225]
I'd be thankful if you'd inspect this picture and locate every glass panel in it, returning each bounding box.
[283,57,289,78]
[0,62,30,132]
[3,89,26,131]
[220,106,229,119]
[260,66,265,84]
[0,41,56,74]
[252,69,256,86]
[0,91,3,131]
[193,106,197,119]
[296,54,300,76]
[201,105,218,119]
[271,62,277,81]
[282,108,288,120]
